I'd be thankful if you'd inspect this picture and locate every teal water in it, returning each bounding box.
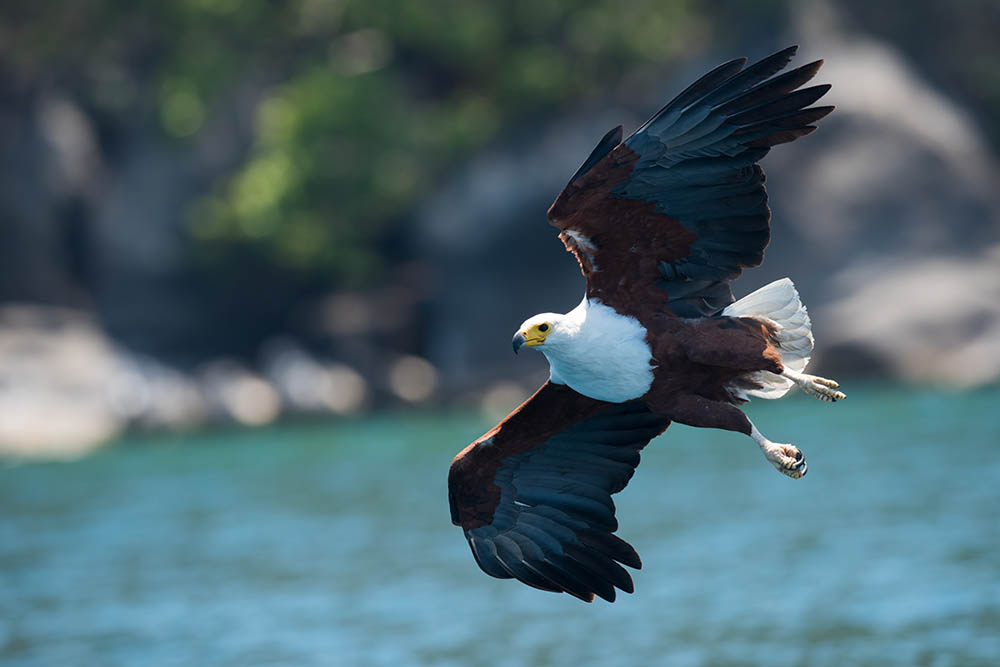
[2,387,999,666]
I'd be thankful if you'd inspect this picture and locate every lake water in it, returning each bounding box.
[2,386,999,666]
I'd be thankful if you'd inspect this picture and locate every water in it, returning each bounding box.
[2,387,999,666]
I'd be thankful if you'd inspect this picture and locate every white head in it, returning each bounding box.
[511,311,578,354]
[509,299,655,402]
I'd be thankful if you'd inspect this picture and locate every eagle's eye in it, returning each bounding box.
[538,323,550,332]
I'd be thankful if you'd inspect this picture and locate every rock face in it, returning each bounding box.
[0,306,130,458]
[763,10,1000,386]
[818,251,1000,386]
[0,305,207,458]
[416,29,1000,392]
[0,305,374,458]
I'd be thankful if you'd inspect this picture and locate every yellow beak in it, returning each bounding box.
[512,331,544,354]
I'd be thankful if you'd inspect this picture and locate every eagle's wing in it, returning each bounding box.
[548,45,832,318]
[448,382,670,602]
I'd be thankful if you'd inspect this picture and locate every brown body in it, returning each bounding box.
[642,314,784,435]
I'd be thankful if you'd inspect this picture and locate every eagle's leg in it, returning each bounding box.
[653,393,752,434]
[782,369,846,402]
[651,394,807,480]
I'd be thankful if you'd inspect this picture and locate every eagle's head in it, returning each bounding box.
[512,312,571,354]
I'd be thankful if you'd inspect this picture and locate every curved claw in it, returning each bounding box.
[768,443,807,479]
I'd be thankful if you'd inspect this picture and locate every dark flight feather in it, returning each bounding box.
[547,46,832,320]
[449,383,670,602]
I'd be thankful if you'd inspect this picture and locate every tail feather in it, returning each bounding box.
[723,278,813,399]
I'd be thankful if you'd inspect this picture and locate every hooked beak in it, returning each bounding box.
[512,331,527,354]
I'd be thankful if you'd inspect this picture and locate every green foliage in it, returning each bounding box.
[0,0,785,288]
[5,1,999,293]
[188,0,721,286]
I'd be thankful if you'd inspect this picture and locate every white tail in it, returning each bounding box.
[722,278,814,400]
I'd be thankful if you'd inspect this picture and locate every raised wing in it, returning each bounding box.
[448,382,670,602]
[548,45,833,319]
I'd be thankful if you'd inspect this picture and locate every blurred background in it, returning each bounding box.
[2,1,998,665]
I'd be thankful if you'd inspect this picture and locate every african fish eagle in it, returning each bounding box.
[448,46,844,603]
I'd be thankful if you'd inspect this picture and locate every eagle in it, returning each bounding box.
[448,46,844,603]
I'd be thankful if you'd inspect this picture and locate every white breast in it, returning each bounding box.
[542,298,655,403]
